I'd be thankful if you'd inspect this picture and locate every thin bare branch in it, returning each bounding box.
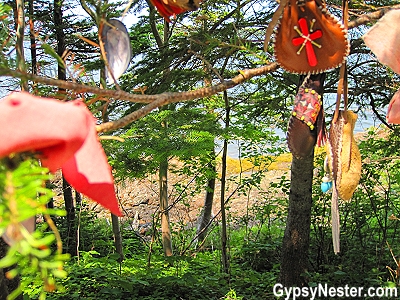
[95,63,279,132]
[1,4,399,134]
[348,4,400,29]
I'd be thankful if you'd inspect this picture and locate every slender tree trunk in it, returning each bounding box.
[63,177,76,256]
[3,2,26,298]
[279,153,314,287]
[0,239,22,300]
[279,74,325,287]
[220,91,230,274]
[54,0,65,82]
[28,0,37,76]
[15,0,28,91]
[196,160,216,245]
[0,268,8,300]
[111,214,124,262]
[54,0,78,256]
[160,157,173,256]
[97,39,124,263]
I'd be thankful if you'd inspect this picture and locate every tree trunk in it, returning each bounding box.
[279,153,314,287]
[62,177,76,256]
[196,162,216,245]
[54,0,78,256]
[15,0,28,91]
[0,240,22,300]
[111,214,124,262]
[160,158,173,256]
[0,268,8,300]
[220,90,230,274]
[54,0,65,82]
[28,0,37,76]
[279,74,325,287]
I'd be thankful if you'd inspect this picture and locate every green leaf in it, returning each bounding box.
[41,43,64,68]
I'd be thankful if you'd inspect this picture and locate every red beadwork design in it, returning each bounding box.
[292,87,321,130]
[292,18,323,67]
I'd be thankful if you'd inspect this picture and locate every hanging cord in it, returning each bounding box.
[329,0,349,255]
[333,0,349,123]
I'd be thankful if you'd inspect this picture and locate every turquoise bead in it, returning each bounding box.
[321,181,332,193]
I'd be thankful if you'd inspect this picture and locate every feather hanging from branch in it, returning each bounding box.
[101,19,132,84]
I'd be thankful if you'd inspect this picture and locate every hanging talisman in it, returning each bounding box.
[323,109,362,254]
[363,9,400,124]
[267,0,361,253]
[269,0,349,159]
[272,0,350,74]
[287,74,326,159]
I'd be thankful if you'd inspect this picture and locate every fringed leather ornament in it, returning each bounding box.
[327,110,361,201]
[273,0,349,74]
[287,117,317,158]
[327,110,361,254]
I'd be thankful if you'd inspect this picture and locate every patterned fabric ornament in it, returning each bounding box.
[291,87,321,130]
[273,0,349,74]
[287,82,326,159]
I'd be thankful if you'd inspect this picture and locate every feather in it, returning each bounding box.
[331,182,340,254]
[101,19,132,83]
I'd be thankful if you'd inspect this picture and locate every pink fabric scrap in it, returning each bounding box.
[0,92,121,216]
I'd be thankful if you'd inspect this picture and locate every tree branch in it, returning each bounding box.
[96,63,279,132]
[348,4,400,29]
[1,4,400,134]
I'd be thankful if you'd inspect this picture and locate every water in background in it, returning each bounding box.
[219,104,386,159]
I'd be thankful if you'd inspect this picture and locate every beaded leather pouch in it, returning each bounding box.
[274,0,349,74]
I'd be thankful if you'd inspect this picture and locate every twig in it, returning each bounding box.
[348,4,400,29]
[95,63,279,132]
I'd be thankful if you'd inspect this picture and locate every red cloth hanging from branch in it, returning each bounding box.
[0,92,121,216]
